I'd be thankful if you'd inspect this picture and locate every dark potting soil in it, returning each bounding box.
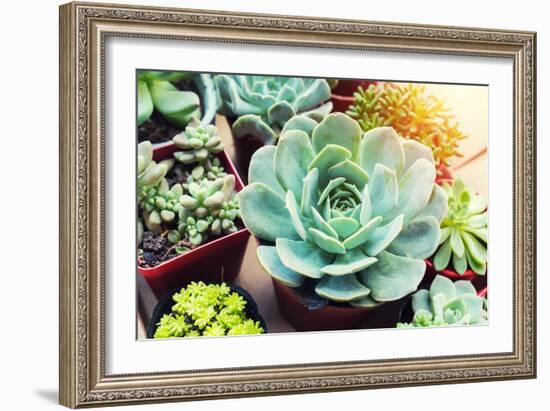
[138,231,191,268]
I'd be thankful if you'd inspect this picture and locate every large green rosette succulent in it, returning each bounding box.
[214,75,333,145]
[239,113,448,305]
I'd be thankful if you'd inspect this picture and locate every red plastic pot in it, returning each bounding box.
[435,163,453,185]
[138,145,251,298]
[330,79,377,113]
[424,259,487,290]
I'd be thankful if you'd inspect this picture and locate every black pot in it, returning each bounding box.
[398,296,414,324]
[146,284,267,338]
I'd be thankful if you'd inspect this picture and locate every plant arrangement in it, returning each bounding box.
[239,112,448,307]
[137,70,218,144]
[137,125,243,268]
[214,74,333,145]
[346,83,467,170]
[397,275,488,327]
[153,282,265,338]
[432,178,488,275]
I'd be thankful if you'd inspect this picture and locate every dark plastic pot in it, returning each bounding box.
[330,79,377,113]
[146,284,267,338]
[272,279,404,331]
[138,145,251,298]
[226,117,263,184]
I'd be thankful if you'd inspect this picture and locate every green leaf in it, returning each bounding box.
[450,227,465,257]
[387,216,441,259]
[469,194,487,214]
[457,294,484,323]
[363,214,404,256]
[293,78,332,112]
[439,227,452,245]
[149,80,201,128]
[137,80,154,125]
[411,289,431,313]
[276,238,333,279]
[454,280,477,296]
[281,115,318,137]
[466,212,488,228]
[310,206,339,238]
[267,100,296,127]
[360,251,425,302]
[359,126,405,177]
[312,113,362,161]
[461,231,487,264]
[328,217,359,238]
[308,145,352,188]
[239,182,299,242]
[318,177,346,206]
[308,228,347,254]
[433,239,452,271]
[368,164,398,219]
[401,139,435,175]
[232,114,278,145]
[321,248,377,275]
[248,146,285,197]
[342,216,382,250]
[328,160,369,191]
[359,185,372,225]
[349,295,383,308]
[315,274,371,302]
[286,191,308,241]
[452,250,468,274]
[429,275,456,300]
[414,184,448,223]
[257,245,304,287]
[275,129,315,203]
[300,168,320,219]
[465,248,487,275]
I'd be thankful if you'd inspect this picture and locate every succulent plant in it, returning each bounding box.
[137,70,218,128]
[433,178,488,275]
[397,275,488,327]
[140,181,184,232]
[154,282,264,338]
[239,112,448,305]
[137,141,173,196]
[173,119,225,164]
[347,83,467,168]
[214,75,333,144]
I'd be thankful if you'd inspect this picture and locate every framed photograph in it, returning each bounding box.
[59,1,537,408]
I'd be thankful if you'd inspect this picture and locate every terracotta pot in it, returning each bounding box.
[138,145,250,299]
[272,279,403,331]
[330,79,377,113]
[146,284,267,338]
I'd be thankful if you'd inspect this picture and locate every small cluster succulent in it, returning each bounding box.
[137,70,217,128]
[433,178,488,275]
[214,75,333,144]
[140,181,183,232]
[346,83,467,168]
[397,275,488,327]
[240,113,448,305]
[173,118,225,164]
[154,282,265,338]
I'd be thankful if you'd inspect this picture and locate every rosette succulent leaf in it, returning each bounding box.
[173,119,225,164]
[433,178,488,275]
[214,75,333,144]
[240,113,447,305]
[397,275,488,327]
[137,141,173,193]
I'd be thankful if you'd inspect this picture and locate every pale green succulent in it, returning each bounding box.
[433,179,488,275]
[239,113,448,305]
[397,275,488,327]
[173,119,225,164]
[214,75,333,144]
[140,181,184,232]
[137,141,173,195]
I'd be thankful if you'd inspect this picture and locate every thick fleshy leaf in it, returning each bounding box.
[429,275,456,300]
[312,113,362,161]
[328,160,369,191]
[328,217,359,238]
[469,194,487,214]
[466,248,487,275]
[275,129,315,202]
[276,238,333,279]
[248,145,285,197]
[239,183,299,242]
[318,177,346,206]
[232,114,278,145]
[315,274,371,302]
[401,139,435,175]
[459,294,484,323]
[321,249,377,276]
[308,145,352,188]
[454,280,477,296]
[257,245,304,287]
[311,207,338,238]
[466,213,488,228]
[293,79,332,112]
[300,168,320,219]
[267,100,296,127]
[363,214,404,256]
[450,227,465,257]
[393,159,436,223]
[342,216,382,250]
[433,240,452,271]
[359,127,405,177]
[368,164,398,219]
[286,191,308,241]
[414,184,448,223]
[412,289,431,313]
[453,251,468,274]
[360,251,425,302]
[461,231,487,264]
[281,115,318,137]
[349,295,383,308]
[214,74,265,116]
[359,185,372,225]
[137,80,154,125]
[137,141,153,174]
[387,216,441,259]
[149,80,200,128]
[308,228,347,254]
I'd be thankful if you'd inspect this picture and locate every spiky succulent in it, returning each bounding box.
[433,179,488,275]
[137,70,217,128]
[239,113,448,305]
[173,119,225,164]
[397,275,488,327]
[346,83,467,168]
[214,75,333,144]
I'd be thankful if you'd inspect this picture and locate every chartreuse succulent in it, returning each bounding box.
[172,119,225,164]
[214,75,333,144]
[137,70,217,128]
[239,112,448,305]
[397,275,488,327]
[433,178,488,275]
[154,282,264,338]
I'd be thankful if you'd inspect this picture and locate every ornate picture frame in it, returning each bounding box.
[59,1,536,408]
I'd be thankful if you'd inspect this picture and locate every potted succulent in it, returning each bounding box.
[239,112,448,331]
[397,275,488,327]
[329,79,376,113]
[213,74,333,180]
[426,178,487,288]
[346,82,467,183]
[137,70,218,145]
[148,282,266,338]
[137,122,250,298]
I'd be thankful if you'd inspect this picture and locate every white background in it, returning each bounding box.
[0,0,546,410]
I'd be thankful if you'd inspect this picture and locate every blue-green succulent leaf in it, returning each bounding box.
[321,249,377,276]
[328,217,359,238]
[318,177,346,206]
[301,168,320,219]
[276,238,333,279]
[281,115,318,137]
[411,289,431,312]
[267,100,296,127]
[413,184,448,223]
[257,245,304,288]
[312,113,362,161]
[466,248,487,275]
[459,294,484,323]
[401,139,435,175]
[308,228,347,255]
[393,159,436,223]
[387,215,440,259]
[286,191,308,241]
[429,275,456,300]
[363,214,404,256]
[232,114,277,145]
[310,207,338,239]
[308,145,352,188]
[315,274,371,302]
[328,160,369,191]
[368,164,398,219]
[293,79,332,112]
[359,126,405,177]
[349,295,383,308]
[248,145,285,197]
[461,231,487,264]
[149,80,200,128]
[450,227,465,257]
[454,280,477,296]
[342,216,382,250]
